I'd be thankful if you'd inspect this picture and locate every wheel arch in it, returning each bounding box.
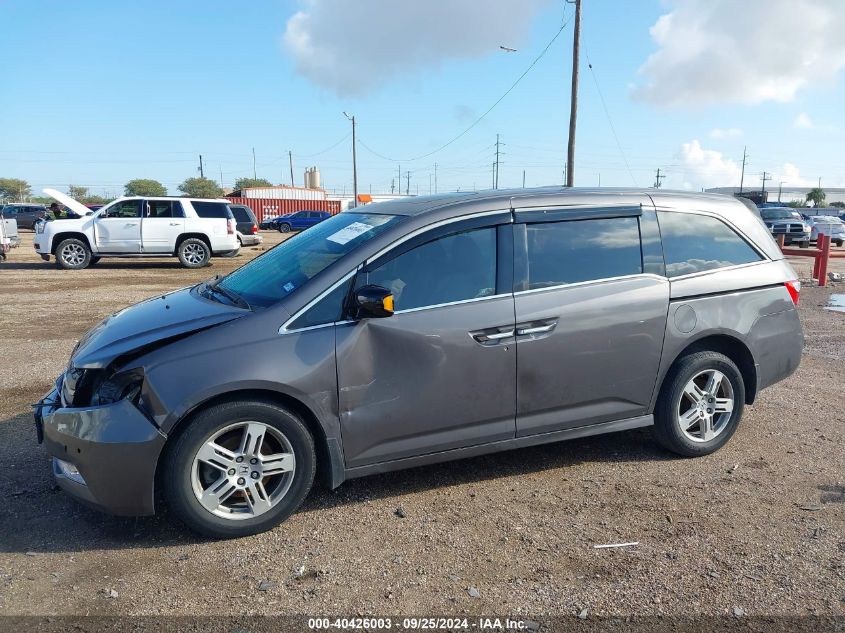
[50,231,91,254]
[174,232,212,255]
[159,388,344,493]
[663,334,758,405]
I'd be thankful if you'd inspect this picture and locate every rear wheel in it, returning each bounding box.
[177,238,210,268]
[278,223,291,233]
[653,351,745,457]
[55,238,91,270]
[834,239,843,247]
[163,400,316,539]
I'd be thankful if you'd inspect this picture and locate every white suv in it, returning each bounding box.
[35,189,239,269]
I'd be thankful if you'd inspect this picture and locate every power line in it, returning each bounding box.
[356,11,572,163]
[295,133,352,159]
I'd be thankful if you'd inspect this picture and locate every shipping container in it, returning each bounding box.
[238,186,327,201]
[225,197,341,223]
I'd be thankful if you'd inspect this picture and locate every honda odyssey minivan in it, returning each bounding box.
[34,188,804,538]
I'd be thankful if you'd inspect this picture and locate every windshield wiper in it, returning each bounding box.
[202,277,251,310]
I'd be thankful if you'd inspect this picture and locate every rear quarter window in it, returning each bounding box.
[231,207,252,222]
[191,202,232,219]
[657,211,763,277]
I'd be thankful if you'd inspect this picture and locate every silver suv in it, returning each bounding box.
[34,188,804,538]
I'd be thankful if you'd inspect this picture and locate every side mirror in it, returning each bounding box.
[354,285,394,319]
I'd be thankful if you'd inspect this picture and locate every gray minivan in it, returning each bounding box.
[34,188,804,538]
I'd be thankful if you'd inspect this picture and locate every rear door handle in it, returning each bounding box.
[169,222,180,226]
[516,318,558,337]
[125,222,138,227]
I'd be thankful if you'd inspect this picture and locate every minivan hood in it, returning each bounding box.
[43,187,94,218]
[71,286,248,369]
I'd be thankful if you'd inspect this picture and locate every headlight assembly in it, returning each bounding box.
[91,369,144,407]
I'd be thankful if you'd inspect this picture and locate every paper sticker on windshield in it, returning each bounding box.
[326,222,373,245]
[283,282,295,293]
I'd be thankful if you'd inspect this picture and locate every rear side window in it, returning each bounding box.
[231,207,252,222]
[146,200,184,218]
[658,211,763,277]
[525,217,642,289]
[192,201,231,219]
[366,228,497,311]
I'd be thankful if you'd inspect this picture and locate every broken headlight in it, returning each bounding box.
[91,369,144,407]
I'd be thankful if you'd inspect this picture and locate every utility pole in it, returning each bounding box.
[494,133,502,189]
[493,163,497,189]
[654,168,665,189]
[340,112,359,206]
[198,154,204,178]
[406,171,411,195]
[565,0,582,187]
[739,146,747,193]
[252,147,257,179]
[761,171,772,200]
[288,150,295,187]
[219,165,223,188]
[434,163,438,194]
[398,164,401,195]
[429,173,432,195]
[391,178,395,195]
[778,181,783,202]
[523,170,526,188]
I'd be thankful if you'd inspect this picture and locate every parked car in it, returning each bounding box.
[806,215,845,246]
[229,204,263,247]
[273,210,331,233]
[34,188,803,538]
[0,214,20,260]
[34,188,239,269]
[0,203,47,229]
[759,207,811,246]
[259,216,281,230]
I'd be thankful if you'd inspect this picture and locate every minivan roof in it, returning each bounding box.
[356,186,747,218]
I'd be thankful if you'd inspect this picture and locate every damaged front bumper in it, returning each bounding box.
[34,386,166,516]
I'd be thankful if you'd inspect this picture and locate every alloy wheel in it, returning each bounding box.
[676,369,735,442]
[61,243,86,267]
[182,243,206,265]
[191,421,296,520]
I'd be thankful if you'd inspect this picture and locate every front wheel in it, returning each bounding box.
[177,238,211,268]
[653,351,745,457]
[55,238,92,270]
[834,239,843,247]
[278,223,291,234]
[163,400,316,538]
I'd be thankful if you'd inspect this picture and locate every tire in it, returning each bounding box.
[800,241,809,248]
[163,400,316,539]
[177,238,211,268]
[278,223,291,233]
[55,238,92,270]
[653,351,745,457]
[835,240,843,247]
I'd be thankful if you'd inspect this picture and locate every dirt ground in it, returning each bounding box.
[0,230,843,622]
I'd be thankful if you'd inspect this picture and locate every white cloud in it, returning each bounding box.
[634,0,845,106]
[794,113,814,129]
[708,127,743,139]
[673,140,742,189]
[773,163,816,187]
[283,0,548,96]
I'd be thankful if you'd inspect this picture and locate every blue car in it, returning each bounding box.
[274,210,331,233]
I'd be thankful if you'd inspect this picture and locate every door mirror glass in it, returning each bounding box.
[354,285,394,319]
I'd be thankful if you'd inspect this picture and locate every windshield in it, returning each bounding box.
[761,209,800,220]
[219,212,402,308]
[813,216,842,224]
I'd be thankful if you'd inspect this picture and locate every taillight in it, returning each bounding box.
[784,280,800,305]
[252,224,258,234]
[227,218,235,235]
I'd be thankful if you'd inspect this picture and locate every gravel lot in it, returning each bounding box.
[0,230,843,622]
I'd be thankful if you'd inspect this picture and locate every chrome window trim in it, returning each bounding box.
[393,293,507,315]
[664,258,770,282]
[279,209,510,334]
[513,273,666,297]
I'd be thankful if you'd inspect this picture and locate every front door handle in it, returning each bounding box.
[169,222,180,226]
[125,222,138,227]
[470,328,515,345]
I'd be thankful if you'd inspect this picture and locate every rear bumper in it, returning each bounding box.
[239,234,263,246]
[35,387,166,516]
[751,308,804,393]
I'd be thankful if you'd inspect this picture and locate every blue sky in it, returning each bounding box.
[2,0,844,197]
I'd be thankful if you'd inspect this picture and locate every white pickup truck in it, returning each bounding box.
[35,189,239,269]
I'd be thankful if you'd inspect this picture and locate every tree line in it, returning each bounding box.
[0,177,277,204]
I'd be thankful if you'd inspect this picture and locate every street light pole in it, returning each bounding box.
[343,112,358,208]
